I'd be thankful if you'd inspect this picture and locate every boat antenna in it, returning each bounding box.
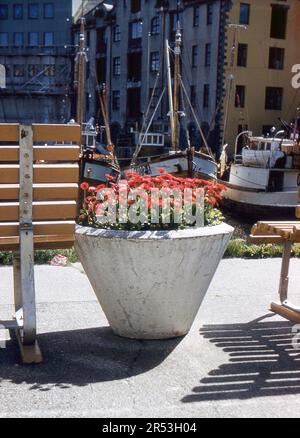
[221,23,247,149]
[75,1,87,129]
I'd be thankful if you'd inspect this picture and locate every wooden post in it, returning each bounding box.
[278,240,292,303]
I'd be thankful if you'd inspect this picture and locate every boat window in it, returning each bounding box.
[266,142,271,151]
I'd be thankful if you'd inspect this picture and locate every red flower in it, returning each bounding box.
[159,168,166,174]
[80,182,89,191]
[106,174,116,182]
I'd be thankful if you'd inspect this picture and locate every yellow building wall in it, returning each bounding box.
[223,0,300,153]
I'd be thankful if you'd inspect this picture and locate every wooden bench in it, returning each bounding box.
[0,123,80,363]
[249,189,300,324]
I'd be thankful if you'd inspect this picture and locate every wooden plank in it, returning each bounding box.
[33,124,81,143]
[0,201,77,221]
[297,206,300,219]
[0,164,79,184]
[0,145,80,162]
[248,235,285,245]
[0,183,78,201]
[0,221,75,237]
[271,302,300,324]
[0,124,19,142]
[0,234,75,251]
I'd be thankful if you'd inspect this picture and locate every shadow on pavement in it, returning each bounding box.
[0,326,181,391]
[182,316,300,402]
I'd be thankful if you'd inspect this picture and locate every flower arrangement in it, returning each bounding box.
[78,170,226,231]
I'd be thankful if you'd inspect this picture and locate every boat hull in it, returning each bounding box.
[221,183,298,219]
[130,151,218,181]
[81,158,120,184]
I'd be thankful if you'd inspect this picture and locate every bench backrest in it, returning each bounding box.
[0,123,81,251]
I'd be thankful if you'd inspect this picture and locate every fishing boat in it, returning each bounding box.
[220,130,300,219]
[128,22,218,181]
[76,14,120,184]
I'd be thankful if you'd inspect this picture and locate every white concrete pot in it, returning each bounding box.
[75,223,233,339]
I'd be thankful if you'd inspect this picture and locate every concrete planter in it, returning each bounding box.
[75,223,233,339]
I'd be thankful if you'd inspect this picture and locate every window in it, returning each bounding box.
[237,43,248,67]
[0,4,8,20]
[0,32,8,46]
[265,87,283,110]
[13,32,24,46]
[29,32,39,46]
[269,47,284,70]
[130,21,143,39]
[240,3,250,25]
[113,25,121,42]
[203,84,209,108]
[151,16,160,35]
[112,90,120,110]
[14,65,25,77]
[113,57,121,76]
[44,32,54,45]
[131,0,141,14]
[207,4,213,25]
[193,6,199,27]
[192,45,198,68]
[28,65,38,77]
[190,85,197,108]
[235,85,245,107]
[28,3,39,19]
[205,43,211,66]
[13,4,23,19]
[150,51,160,72]
[270,5,288,39]
[44,65,55,76]
[44,3,54,19]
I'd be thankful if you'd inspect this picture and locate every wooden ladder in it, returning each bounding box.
[0,123,80,363]
[249,188,300,323]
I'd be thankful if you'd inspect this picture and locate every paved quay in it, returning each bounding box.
[0,258,300,418]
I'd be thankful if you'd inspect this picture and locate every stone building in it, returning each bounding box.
[0,0,75,123]
[76,0,229,156]
[223,0,300,153]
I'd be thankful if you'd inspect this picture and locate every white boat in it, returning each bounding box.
[221,132,300,218]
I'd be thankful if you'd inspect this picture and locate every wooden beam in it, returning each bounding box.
[0,234,75,251]
[0,183,78,201]
[0,221,75,237]
[32,124,81,143]
[0,145,80,162]
[0,164,79,184]
[248,235,285,245]
[0,201,77,221]
[0,124,19,141]
[271,302,300,324]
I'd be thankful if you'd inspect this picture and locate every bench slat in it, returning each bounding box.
[32,124,81,143]
[0,221,75,237]
[0,201,77,221]
[0,164,79,184]
[248,235,285,244]
[0,146,80,162]
[0,124,19,141]
[0,234,75,251]
[0,183,78,201]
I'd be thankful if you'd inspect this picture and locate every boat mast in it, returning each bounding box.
[221,24,246,148]
[76,4,87,128]
[172,21,182,151]
[166,39,175,149]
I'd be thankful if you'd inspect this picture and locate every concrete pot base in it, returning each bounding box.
[75,224,233,339]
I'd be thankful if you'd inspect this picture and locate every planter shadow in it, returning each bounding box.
[0,327,181,391]
[182,316,300,403]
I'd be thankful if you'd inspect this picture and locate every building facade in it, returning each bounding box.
[223,0,300,153]
[78,0,227,155]
[0,0,75,123]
